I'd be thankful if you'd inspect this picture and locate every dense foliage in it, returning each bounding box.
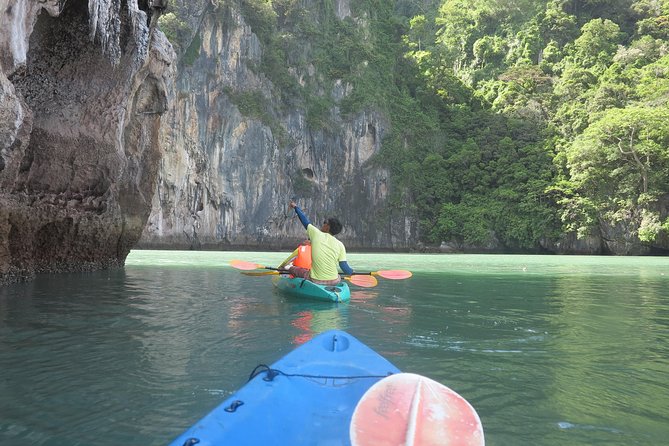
[397,0,669,251]
[161,0,669,252]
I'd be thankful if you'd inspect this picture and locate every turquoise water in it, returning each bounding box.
[1,251,668,445]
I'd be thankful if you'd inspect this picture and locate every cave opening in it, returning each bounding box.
[302,168,314,179]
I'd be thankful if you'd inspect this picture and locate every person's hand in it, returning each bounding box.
[289,200,297,209]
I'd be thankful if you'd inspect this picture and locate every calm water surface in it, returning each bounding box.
[1,251,668,445]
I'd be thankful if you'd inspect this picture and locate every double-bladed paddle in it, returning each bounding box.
[240,269,378,288]
[230,260,398,288]
[230,259,412,280]
[236,268,377,288]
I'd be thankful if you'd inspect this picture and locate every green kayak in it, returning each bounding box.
[273,275,351,302]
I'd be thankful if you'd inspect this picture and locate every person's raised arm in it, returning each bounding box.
[290,201,311,229]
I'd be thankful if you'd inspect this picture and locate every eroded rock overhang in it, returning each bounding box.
[0,0,175,284]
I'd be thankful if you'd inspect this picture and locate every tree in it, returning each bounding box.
[541,0,579,45]
[569,107,669,193]
[570,18,624,73]
[562,106,669,238]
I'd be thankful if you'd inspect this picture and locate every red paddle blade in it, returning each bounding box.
[350,373,484,446]
[375,270,412,280]
[347,275,378,288]
[229,259,263,270]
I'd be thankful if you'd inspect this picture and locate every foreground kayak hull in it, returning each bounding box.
[273,275,351,302]
[166,330,399,446]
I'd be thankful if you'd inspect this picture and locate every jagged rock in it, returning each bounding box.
[0,0,175,285]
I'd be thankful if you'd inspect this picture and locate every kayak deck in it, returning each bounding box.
[273,275,351,302]
[167,330,399,446]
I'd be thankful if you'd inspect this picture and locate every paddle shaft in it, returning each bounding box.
[241,270,376,287]
[231,260,410,280]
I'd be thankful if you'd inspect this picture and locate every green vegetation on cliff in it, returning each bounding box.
[162,0,669,252]
[382,0,669,251]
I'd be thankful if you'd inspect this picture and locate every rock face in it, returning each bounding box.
[0,0,175,284]
[138,1,416,251]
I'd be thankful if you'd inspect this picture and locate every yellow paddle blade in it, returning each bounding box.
[242,271,281,276]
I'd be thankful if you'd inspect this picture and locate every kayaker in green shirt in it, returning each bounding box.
[287,200,354,285]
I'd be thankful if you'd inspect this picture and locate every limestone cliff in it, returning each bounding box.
[0,0,175,284]
[138,0,417,251]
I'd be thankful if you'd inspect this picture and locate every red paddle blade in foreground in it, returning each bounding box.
[350,373,484,446]
[375,270,412,280]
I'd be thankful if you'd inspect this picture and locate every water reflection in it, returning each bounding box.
[290,304,349,344]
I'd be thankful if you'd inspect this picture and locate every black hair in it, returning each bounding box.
[327,217,343,235]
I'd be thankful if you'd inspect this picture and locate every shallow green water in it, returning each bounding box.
[1,251,668,445]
